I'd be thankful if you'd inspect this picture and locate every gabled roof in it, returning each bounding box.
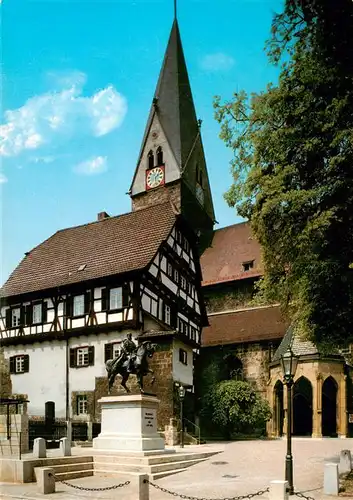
[201,305,288,347]
[200,222,263,286]
[1,202,177,298]
[133,19,199,176]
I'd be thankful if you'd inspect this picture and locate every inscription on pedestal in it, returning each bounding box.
[144,411,154,429]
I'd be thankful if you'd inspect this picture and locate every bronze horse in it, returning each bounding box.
[105,340,157,394]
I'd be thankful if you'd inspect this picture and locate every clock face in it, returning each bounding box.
[196,183,204,206]
[146,166,165,190]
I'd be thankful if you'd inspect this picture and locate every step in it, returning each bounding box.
[94,462,146,473]
[51,462,94,474]
[151,468,189,480]
[92,451,216,466]
[54,470,94,481]
[149,458,208,474]
[37,456,93,466]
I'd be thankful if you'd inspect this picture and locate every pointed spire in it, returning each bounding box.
[174,0,177,20]
[137,19,200,170]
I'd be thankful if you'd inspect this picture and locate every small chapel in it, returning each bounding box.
[0,10,351,444]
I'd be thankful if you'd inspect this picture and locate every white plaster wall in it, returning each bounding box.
[3,329,140,418]
[131,114,180,195]
[4,342,67,418]
[172,339,193,386]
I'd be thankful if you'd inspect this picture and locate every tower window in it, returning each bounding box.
[156,146,164,166]
[147,150,154,169]
[196,163,203,186]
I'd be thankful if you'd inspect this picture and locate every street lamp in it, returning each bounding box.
[179,385,186,448]
[280,347,299,495]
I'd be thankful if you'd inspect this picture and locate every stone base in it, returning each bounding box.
[93,394,165,453]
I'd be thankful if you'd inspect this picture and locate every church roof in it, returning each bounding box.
[1,202,177,298]
[135,19,199,173]
[200,222,263,286]
[201,305,288,347]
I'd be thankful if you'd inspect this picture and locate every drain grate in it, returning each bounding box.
[223,474,238,479]
[211,461,229,465]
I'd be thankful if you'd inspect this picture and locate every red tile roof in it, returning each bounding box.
[1,202,177,298]
[201,305,288,347]
[200,222,263,286]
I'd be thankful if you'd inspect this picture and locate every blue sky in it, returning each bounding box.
[1,0,283,285]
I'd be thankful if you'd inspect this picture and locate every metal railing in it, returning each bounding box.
[183,417,202,444]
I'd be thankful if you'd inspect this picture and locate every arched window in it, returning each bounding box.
[147,150,154,170]
[157,146,163,166]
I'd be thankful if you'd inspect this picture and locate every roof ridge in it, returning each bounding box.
[53,201,174,235]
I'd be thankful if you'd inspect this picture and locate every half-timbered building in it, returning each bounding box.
[0,18,214,433]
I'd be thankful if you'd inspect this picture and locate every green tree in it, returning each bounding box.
[214,0,353,348]
[204,381,271,439]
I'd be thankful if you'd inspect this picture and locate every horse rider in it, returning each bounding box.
[116,333,137,372]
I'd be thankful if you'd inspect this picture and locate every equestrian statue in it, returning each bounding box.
[105,333,157,394]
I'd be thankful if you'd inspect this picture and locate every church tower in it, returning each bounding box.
[129,17,215,252]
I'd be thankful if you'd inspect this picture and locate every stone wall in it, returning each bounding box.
[132,183,181,213]
[0,348,12,398]
[203,281,256,314]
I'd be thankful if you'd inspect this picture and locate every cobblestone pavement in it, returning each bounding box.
[1,438,352,500]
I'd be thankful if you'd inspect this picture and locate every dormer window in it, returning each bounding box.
[147,150,154,169]
[242,260,254,272]
[156,146,164,166]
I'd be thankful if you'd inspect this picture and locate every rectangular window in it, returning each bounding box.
[77,347,89,367]
[113,343,121,358]
[12,308,21,327]
[180,275,187,291]
[77,395,88,415]
[179,348,188,365]
[174,269,179,283]
[167,262,173,278]
[109,287,122,310]
[242,260,254,272]
[73,295,85,317]
[165,304,171,325]
[9,355,29,374]
[15,356,25,373]
[32,303,42,324]
[183,238,190,253]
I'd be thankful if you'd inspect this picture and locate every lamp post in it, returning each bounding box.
[280,347,299,495]
[179,385,186,448]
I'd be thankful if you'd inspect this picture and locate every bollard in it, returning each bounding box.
[35,467,55,494]
[60,437,71,456]
[339,450,352,475]
[33,437,46,458]
[324,463,339,495]
[137,474,149,500]
[269,480,289,500]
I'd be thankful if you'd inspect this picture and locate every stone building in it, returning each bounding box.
[0,13,350,443]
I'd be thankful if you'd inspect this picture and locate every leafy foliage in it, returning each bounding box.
[205,380,271,438]
[214,0,353,347]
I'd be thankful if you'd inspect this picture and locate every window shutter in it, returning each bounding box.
[6,309,12,328]
[101,288,107,311]
[9,356,15,374]
[23,355,30,373]
[88,346,95,366]
[25,305,33,326]
[104,343,113,363]
[84,291,91,314]
[69,348,76,368]
[123,284,129,307]
[42,301,48,323]
[66,297,73,318]
[20,306,25,326]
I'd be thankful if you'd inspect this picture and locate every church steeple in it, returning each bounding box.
[130,17,215,251]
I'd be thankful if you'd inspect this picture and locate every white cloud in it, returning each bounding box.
[0,73,127,157]
[73,156,107,176]
[0,173,8,184]
[200,52,235,72]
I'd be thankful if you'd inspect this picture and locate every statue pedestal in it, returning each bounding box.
[93,394,165,453]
